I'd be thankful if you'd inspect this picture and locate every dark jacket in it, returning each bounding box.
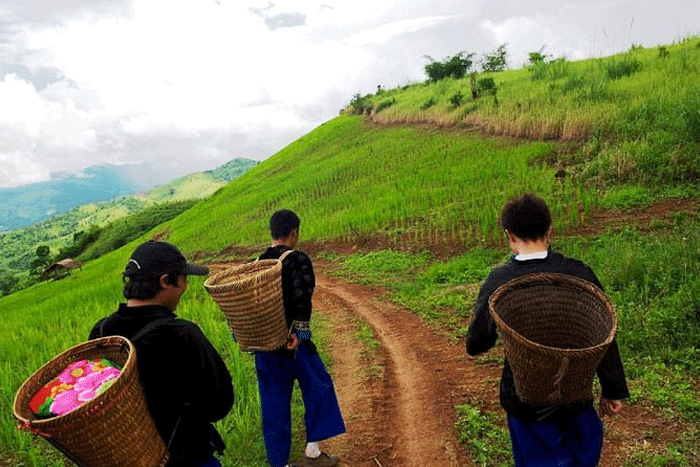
[259,245,315,341]
[465,250,630,422]
[90,304,234,466]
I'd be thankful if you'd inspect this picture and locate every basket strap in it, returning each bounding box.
[279,249,295,262]
[130,317,175,343]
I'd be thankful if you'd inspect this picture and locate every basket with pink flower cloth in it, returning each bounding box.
[13,336,168,467]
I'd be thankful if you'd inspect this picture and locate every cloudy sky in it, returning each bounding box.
[0,0,696,188]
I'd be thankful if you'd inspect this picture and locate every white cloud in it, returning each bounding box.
[0,0,697,189]
[346,16,460,46]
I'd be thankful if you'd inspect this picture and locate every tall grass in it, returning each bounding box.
[165,116,592,255]
[327,214,700,465]
[364,37,700,189]
[0,242,310,466]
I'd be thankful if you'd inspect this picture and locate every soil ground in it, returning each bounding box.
[311,264,684,467]
[207,198,699,466]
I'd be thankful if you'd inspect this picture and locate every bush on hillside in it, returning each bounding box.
[424,52,475,82]
[348,93,373,115]
[57,225,102,260]
[480,43,508,72]
[605,56,643,80]
[449,91,464,107]
[375,98,397,113]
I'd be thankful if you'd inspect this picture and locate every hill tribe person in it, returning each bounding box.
[465,194,630,467]
[249,209,345,467]
[90,240,234,467]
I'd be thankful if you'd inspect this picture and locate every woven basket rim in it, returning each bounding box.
[13,335,135,427]
[488,272,618,356]
[203,259,281,293]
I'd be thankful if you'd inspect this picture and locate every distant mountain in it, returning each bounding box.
[0,157,257,276]
[0,159,257,232]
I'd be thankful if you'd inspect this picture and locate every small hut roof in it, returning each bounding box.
[41,259,84,281]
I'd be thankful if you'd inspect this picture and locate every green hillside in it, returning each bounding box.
[0,158,256,282]
[2,38,699,466]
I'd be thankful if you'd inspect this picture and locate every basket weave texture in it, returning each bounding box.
[488,273,617,405]
[13,336,168,467]
[204,252,292,352]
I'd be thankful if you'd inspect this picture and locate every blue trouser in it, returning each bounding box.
[255,342,346,467]
[198,455,221,467]
[507,405,603,467]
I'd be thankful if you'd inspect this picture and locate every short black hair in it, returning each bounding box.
[270,209,300,239]
[499,194,552,241]
[123,271,179,300]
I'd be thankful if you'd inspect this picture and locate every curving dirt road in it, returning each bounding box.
[312,268,683,467]
[314,272,495,467]
[209,258,686,466]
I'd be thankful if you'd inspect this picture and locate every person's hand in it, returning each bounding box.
[286,333,301,350]
[599,397,623,416]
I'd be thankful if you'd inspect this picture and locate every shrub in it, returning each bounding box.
[449,91,464,107]
[605,56,642,80]
[348,93,371,114]
[476,78,497,96]
[424,52,475,81]
[375,98,396,113]
[421,97,437,110]
[481,43,508,72]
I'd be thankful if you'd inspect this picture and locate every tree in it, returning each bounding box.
[424,52,475,81]
[0,274,19,296]
[31,245,52,275]
[481,43,508,72]
[528,47,549,65]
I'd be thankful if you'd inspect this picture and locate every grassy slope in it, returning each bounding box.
[0,159,256,279]
[2,38,700,465]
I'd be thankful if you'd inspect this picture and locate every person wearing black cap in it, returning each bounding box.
[89,240,234,467]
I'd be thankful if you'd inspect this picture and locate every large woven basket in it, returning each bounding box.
[204,252,293,352]
[488,273,617,405]
[13,336,168,467]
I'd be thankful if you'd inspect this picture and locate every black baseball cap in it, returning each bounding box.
[123,241,209,278]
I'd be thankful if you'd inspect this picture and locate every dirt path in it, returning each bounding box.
[313,271,496,467]
[311,268,685,467]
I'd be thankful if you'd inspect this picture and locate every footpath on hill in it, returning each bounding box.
[311,263,681,467]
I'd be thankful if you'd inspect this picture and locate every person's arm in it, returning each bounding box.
[182,325,234,422]
[596,339,630,412]
[583,265,630,414]
[285,251,315,341]
[465,271,500,356]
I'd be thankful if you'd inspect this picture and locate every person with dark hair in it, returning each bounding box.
[90,240,234,467]
[466,194,629,467]
[251,209,345,467]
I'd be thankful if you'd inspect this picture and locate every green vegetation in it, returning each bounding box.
[362,37,700,190]
[166,115,591,255]
[455,403,512,466]
[2,37,700,465]
[325,213,700,465]
[77,200,198,261]
[0,158,256,292]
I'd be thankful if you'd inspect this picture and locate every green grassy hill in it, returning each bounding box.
[1,38,699,466]
[0,158,257,281]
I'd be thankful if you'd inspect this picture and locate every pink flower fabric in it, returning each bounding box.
[31,359,122,418]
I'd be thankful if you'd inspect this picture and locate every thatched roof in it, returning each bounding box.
[41,259,84,281]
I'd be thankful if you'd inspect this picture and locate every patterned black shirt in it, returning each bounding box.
[259,245,315,340]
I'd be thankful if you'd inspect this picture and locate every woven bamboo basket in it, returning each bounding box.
[488,273,617,405]
[13,336,168,467]
[204,252,292,352]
